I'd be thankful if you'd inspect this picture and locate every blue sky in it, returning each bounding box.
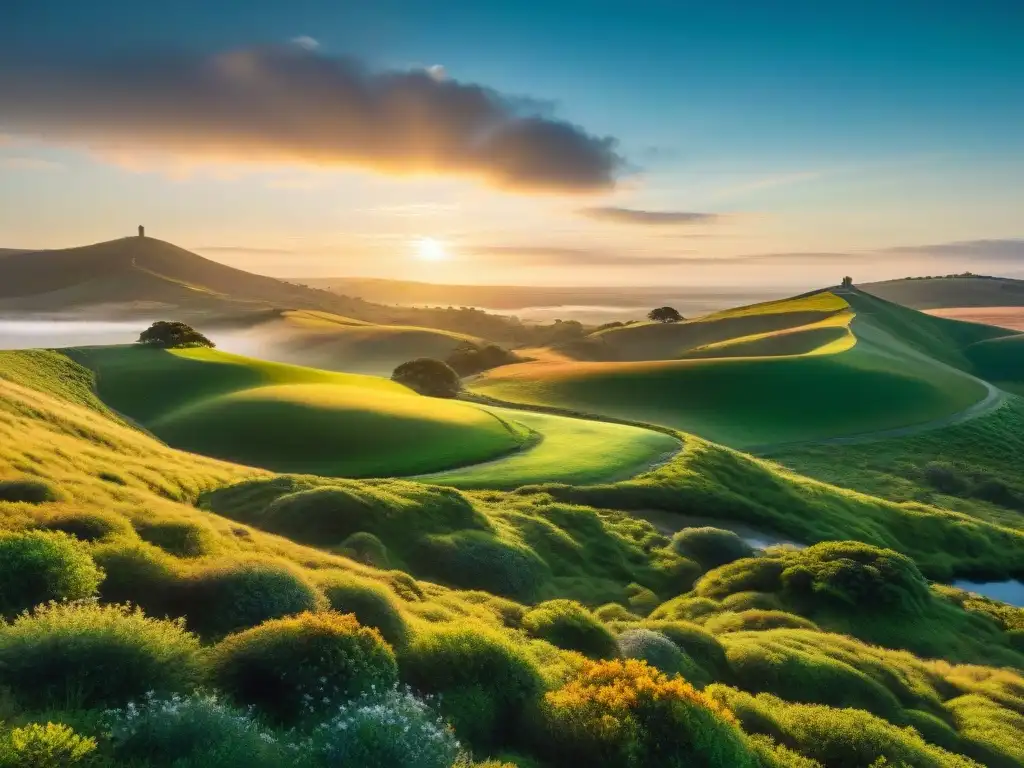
[1,0,1022,286]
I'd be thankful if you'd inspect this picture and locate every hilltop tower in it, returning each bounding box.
[138,225,145,238]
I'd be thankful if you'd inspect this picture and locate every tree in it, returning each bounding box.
[647,307,683,324]
[445,342,519,377]
[391,358,461,398]
[138,321,215,349]
[841,276,854,287]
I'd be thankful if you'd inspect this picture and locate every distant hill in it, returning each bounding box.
[860,275,1024,309]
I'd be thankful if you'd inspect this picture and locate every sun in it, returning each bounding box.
[415,237,447,262]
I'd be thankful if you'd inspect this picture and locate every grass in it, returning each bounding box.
[473,290,996,448]
[66,345,530,477]
[422,406,680,489]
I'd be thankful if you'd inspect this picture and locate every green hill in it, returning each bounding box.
[472,289,1012,448]
[65,346,530,476]
[861,275,1024,309]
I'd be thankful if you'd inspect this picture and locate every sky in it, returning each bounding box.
[1,0,1022,287]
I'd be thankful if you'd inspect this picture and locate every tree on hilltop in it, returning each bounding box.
[647,307,683,323]
[138,321,215,349]
[841,276,854,287]
[391,358,461,398]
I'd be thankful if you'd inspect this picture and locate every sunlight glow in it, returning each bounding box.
[415,237,447,262]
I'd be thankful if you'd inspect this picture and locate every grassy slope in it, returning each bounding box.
[474,291,994,448]
[862,275,1024,309]
[423,406,681,489]
[66,346,529,477]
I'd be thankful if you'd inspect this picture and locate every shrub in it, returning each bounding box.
[672,527,755,569]
[340,531,390,568]
[0,478,61,504]
[650,596,722,622]
[648,306,684,323]
[299,685,465,768]
[92,539,179,618]
[694,558,786,600]
[705,610,819,634]
[135,519,218,558]
[617,628,702,678]
[0,530,103,617]
[594,603,641,622]
[177,560,325,638]
[104,692,288,767]
[780,542,931,614]
[522,600,618,659]
[210,611,397,723]
[643,620,728,680]
[138,320,214,349]
[415,532,550,601]
[722,591,784,612]
[923,461,966,494]
[400,627,543,748]
[0,601,200,709]
[0,723,97,768]
[539,659,754,767]
[318,572,409,647]
[446,342,520,377]
[391,358,461,398]
[40,509,131,542]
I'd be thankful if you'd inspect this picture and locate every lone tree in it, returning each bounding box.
[391,358,461,398]
[841,276,854,287]
[446,342,519,377]
[647,306,683,324]
[138,321,215,349]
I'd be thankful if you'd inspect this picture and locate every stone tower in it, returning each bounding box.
[138,225,145,238]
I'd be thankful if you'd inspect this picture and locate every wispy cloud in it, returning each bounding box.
[469,245,700,267]
[712,171,822,199]
[577,207,720,226]
[880,239,1024,261]
[0,156,63,171]
[0,44,624,193]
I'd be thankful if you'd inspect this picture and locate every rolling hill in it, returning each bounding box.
[471,288,1014,448]
[861,275,1024,309]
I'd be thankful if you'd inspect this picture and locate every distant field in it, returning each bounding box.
[423,406,680,488]
[926,306,1024,331]
[67,346,529,476]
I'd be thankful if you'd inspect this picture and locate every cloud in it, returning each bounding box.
[290,36,320,51]
[712,171,822,199]
[880,239,1024,262]
[469,245,701,267]
[0,45,623,193]
[578,207,720,225]
[0,156,63,171]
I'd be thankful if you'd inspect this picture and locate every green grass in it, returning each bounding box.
[422,406,680,489]
[67,346,529,476]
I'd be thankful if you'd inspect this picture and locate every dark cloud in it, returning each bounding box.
[881,239,1024,261]
[0,45,623,193]
[578,207,720,225]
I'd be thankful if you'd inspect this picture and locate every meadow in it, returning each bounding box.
[0,335,1021,766]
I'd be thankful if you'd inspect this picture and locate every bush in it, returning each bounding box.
[648,306,684,323]
[446,342,520,377]
[210,610,397,723]
[138,320,214,349]
[539,659,754,767]
[780,542,931,614]
[340,531,390,568]
[643,620,728,680]
[0,723,97,768]
[318,572,409,647]
[522,600,618,659]
[694,558,786,600]
[0,478,61,504]
[92,539,179,618]
[177,560,325,638]
[722,591,784,612]
[617,628,702,678]
[705,610,819,634]
[40,509,131,542]
[400,627,543,748]
[650,596,722,622]
[299,685,465,768]
[0,601,200,709]
[923,461,966,494]
[672,527,755,569]
[594,603,641,622]
[105,692,288,767]
[0,530,103,617]
[391,358,462,398]
[415,532,550,601]
[135,519,218,558]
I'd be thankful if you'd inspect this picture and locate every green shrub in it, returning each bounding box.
[594,603,641,622]
[694,558,785,600]
[40,509,131,542]
[0,530,103,617]
[92,539,179,618]
[747,735,823,767]
[210,610,396,723]
[643,620,728,680]
[299,685,465,768]
[946,694,1024,768]
[780,542,931,614]
[672,527,755,569]
[923,461,966,494]
[522,600,618,659]
[0,478,61,504]
[340,531,390,568]
[136,519,218,558]
[0,723,97,768]
[176,560,325,638]
[540,659,755,767]
[391,357,462,398]
[705,610,819,634]
[722,591,784,612]
[400,627,543,748]
[415,532,550,601]
[617,628,702,678]
[318,572,409,647]
[624,583,660,615]
[0,601,200,709]
[105,692,288,767]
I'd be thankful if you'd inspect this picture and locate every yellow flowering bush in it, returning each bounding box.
[540,658,755,767]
